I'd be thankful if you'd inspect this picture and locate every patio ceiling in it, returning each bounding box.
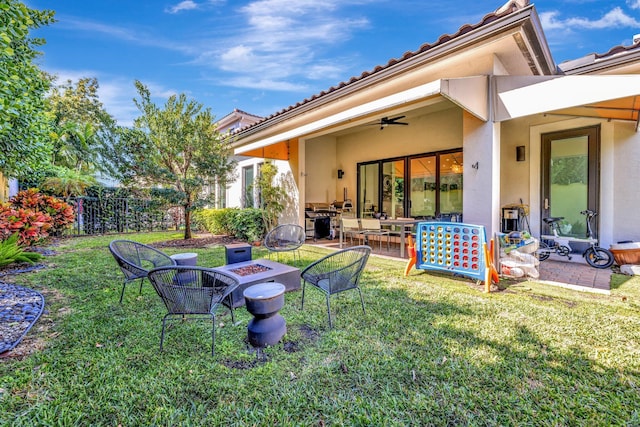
[234,77,488,159]
[494,75,640,127]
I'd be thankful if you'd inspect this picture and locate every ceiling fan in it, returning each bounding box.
[369,115,409,130]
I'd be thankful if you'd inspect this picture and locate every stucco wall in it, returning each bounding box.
[500,118,532,207]
[501,115,632,247]
[305,135,338,203]
[327,106,463,205]
[613,121,640,242]
[226,157,295,217]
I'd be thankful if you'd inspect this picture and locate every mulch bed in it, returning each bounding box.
[152,233,244,249]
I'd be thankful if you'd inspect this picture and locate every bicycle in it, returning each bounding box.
[536,209,614,269]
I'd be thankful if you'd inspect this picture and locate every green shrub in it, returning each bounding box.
[0,233,43,267]
[194,207,265,242]
[193,208,233,235]
[231,208,265,242]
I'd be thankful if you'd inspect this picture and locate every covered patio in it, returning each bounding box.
[307,235,612,293]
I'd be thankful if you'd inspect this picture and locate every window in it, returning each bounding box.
[242,165,254,208]
[216,181,226,208]
[357,149,462,218]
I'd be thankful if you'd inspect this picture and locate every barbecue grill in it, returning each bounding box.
[305,203,337,240]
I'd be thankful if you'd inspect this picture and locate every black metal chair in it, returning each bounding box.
[300,245,371,328]
[264,224,306,264]
[109,240,177,303]
[147,266,239,356]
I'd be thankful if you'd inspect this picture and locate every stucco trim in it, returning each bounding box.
[495,75,640,122]
[235,77,489,156]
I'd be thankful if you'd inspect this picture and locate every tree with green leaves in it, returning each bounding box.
[0,1,55,178]
[102,80,236,239]
[256,162,290,232]
[47,77,115,174]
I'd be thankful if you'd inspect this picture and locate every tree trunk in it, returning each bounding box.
[183,203,192,239]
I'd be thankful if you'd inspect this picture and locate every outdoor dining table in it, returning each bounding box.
[380,218,422,258]
[339,217,421,258]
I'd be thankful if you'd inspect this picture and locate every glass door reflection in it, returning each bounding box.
[409,155,436,218]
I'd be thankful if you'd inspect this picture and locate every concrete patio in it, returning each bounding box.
[307,237,613,293]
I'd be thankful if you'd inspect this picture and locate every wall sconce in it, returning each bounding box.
[471,161,479,170]
[337,169,344,179]
[516,146,526,162]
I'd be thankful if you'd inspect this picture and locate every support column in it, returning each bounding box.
[462,111,501,239]
[298,138,307,227]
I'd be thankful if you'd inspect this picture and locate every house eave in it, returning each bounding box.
[561,49,640,75]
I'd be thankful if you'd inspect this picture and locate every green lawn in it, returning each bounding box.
[1,231,639,425]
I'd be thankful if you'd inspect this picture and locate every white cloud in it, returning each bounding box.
[223,77,308,92]
[57,1,376,94]
[196,0,374,91]
[540,7,640,31]
[165,0,225,14]
[628,0,640,10]
[61,17,196,55]
[166,1,198,13]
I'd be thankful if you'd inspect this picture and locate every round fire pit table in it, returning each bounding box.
[243,282,286,347]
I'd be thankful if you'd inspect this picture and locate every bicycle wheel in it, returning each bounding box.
[584,247,614,269]
[535,241,551,261]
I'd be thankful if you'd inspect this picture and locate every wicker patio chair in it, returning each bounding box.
[300,245,371,328]
[109,240,177,303]
[147,266,240,356]
[264,224,306,264]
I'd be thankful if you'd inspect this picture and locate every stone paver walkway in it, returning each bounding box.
[537,258,612,293]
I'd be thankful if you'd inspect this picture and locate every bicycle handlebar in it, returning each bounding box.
[580,209,597,217]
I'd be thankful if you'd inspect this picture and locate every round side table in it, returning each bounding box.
[243,282,286,347]
[170,252,198,266]
[170,253,198,284]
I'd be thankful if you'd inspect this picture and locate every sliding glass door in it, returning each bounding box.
[409,155,436,218]
[358,163,379,217]
[439,152,463,217]
[357,149,462,219]
[381,159,405,218]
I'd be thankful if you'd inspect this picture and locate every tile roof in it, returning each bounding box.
[595,44,640,59]
[236,0,530,135]
[559,42,640,73]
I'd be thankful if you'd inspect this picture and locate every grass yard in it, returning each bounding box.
[1,231,640,425]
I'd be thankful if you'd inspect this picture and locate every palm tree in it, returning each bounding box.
[52,122,98,173]
[41,167,96,198]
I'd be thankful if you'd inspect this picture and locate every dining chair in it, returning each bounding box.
[341,217,363,246]
[360,218,391,251]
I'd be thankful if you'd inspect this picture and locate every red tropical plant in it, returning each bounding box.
[9,188,75,237]
[0,203,52,246]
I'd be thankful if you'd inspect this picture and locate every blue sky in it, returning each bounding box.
[26,0,640,126]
